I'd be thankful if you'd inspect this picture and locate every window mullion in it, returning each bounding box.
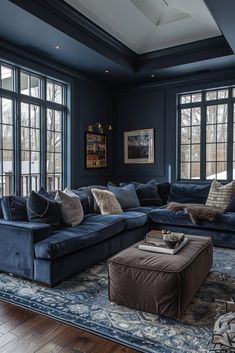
[15,68,21,195]
[201,93,206,181]
[227,88,233,181]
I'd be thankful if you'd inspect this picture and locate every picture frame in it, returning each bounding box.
[85,132,107,169]
[124,128,155,164]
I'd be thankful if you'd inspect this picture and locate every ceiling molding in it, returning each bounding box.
[136,36,233,72]
[10,0,136,70]
[8,0,235,81]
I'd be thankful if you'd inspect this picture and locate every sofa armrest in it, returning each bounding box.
[0,220,51,243]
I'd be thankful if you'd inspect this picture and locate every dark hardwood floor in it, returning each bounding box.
[0,301,139,353]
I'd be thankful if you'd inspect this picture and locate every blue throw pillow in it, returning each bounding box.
[71,189,93,215]
[225,195,235,212]
[38,187,54,200]
[169,183,210,204]
[1,196,28,221]
[27,191,61,226]
[108,184,140,209]
[136,185,162,206]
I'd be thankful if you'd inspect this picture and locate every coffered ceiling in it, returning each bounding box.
[65,0,221,53]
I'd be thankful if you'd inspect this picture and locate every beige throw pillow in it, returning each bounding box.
[55,190,84,226]
[206,180,235,210]
[91,188,123,215]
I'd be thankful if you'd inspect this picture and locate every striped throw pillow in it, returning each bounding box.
[206,180,235,210]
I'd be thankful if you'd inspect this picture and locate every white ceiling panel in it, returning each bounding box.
[64,0,221,54]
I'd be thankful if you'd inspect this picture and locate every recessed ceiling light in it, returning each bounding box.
[105,70,110,74]
[150,74,155,78]
[54,45,61,49]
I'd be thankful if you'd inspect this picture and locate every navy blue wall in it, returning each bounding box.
[75,80,114,187]
[114,68,235,184]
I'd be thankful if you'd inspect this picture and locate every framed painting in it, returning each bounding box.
[124,128,155,164]
[85,132,107,168]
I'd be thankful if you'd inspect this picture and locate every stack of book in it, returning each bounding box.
[138,230,188,255]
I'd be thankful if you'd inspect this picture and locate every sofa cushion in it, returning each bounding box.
[27,191,61,226]
[169,183,210,204]
[126,206,160,214]
[1,196,28,221]
[108,184,140,209]
[38,187,54,200]
[78,185,107,213]
[34,214,126,259]
[0,198,3,218]
[226,195,235,212]
[135,185,162,206]
[120,211,148,230]
[149,208,235,232]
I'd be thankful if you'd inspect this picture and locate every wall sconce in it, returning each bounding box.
[87,122,112,134]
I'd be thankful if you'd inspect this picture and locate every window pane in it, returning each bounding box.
[217,124,227,142]
[47,131,54,152]
[20,72,29,95]
[47,153,54,173]
[206,91,217,101]
[31,152,40,173]
[207,106,217,124]
[2,125,13,149]
[217,104,227,123]
[47,109,54,130]
[30,76,40,98]
[191,144,200,161]
[55,84,63,104]
[30,105,40,128]
[21,151,30,174]
[181,127,190,144]
[217,162,227,180]
[191,163,200,179]
[217,143,227,161]
[181,145,190,162]
[55,154,62,172]
[31,129,40,151]
[192,107,201,125]
[21,103,29,126]
[55,132,62,152]
[192,93,202,103]
[21,128,30,150]
[55,111,62,131]
[47,82,54,102]
[191,126,200,143]
[206,162,216,179]
[2,98,13,124]
[1,66,13,91]
[218,89,228,99]
[181,163,190,179]
[206,144,216,161]
[180,95,191,104]
[181,109,191,126]
[207,125,216,143]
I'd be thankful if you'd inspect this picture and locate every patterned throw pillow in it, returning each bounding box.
[206,180,235,210]
[55,190,84,227]
[91,188,123,215]
[107,184,140,209]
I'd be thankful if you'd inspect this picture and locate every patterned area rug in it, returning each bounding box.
[0,248,234,353]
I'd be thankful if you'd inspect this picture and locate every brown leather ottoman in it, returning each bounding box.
[108,235,213,320]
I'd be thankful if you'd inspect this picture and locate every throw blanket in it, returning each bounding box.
[167,202,224,224]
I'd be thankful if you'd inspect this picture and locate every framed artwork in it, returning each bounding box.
[124,128,155,164]
[85,132,107,168]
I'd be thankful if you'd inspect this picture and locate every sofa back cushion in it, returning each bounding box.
[27,191,61,226]
[108,184,140,209]
[206,180,235,210]
[55,190,84,226]
[169,183,210,204]
[1,196,28,221]
[135,185,162,206]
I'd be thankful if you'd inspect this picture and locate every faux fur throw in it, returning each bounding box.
[167,202,224,224]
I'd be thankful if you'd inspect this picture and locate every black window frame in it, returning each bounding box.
[0,60,68,196]
[178,86,235,182]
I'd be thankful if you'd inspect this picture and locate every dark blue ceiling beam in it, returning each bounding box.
[136,36,232,73]
[204,0,235,54]
[10,0,136,72]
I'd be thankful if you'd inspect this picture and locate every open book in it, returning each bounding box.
[138,237,189,255]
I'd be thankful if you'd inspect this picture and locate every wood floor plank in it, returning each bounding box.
[0,301,139,353]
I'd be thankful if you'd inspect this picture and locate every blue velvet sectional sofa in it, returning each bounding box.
[0,181,234,286]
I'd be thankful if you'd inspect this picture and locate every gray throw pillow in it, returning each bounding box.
[55,190,84,227]
[107,184,140,209]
